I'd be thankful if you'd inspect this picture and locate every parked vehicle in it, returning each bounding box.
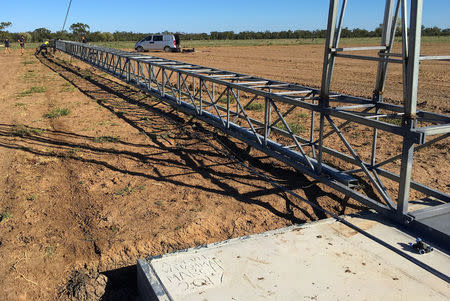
[135,34,180,52]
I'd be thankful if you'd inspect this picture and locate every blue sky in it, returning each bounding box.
[1,0,449,33]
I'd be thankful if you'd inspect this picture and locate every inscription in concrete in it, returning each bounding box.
[151,254,224,295]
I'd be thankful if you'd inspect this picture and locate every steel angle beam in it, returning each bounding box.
[332,46,388,52]
[415,124,450,137]
[334,53,403,63]
[419,55,450,61]
[410,203,450,220]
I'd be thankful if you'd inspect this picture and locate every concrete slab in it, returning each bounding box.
[137,213,450,300]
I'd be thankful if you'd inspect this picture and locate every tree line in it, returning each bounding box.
[1,21,449,43]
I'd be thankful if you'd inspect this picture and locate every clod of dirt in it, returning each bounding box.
[59,270,107,301]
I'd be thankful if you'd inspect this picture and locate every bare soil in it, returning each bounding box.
[155,43,450,114]
[0,43,448,300]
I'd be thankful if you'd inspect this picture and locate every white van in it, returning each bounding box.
[135,34,180,52]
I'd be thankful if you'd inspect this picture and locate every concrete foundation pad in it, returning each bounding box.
[137,213,450,300]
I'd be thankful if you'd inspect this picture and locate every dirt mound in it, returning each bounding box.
[59,270,107,301]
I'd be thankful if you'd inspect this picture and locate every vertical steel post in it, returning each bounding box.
[212,83,215,107]
[199,79,203,115]
[236,89,240,118]
[401,0,409,103]
[193,77,196,105]
[317,114,325,174]
[397,0,423,216]
[177,73,181,103]
[320,0,339,103]
[147,64,151,90]
[318,0,339,174]
[371,0,399,166]
[264,97,271,146]
[161,67,165,96]
[334,0,347,47]
[371,108,379,166]
[268,88,272,138]
[404,0,422,120]
[310,99,316,159]
[126,58,130,82]
[397,137,414,215]
[374,0,396,102]
[137,61,140,81]
[226,88,230,128]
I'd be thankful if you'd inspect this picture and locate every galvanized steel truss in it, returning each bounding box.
[54,0,449,224]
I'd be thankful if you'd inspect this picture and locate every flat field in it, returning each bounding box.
[0,39,448,300]
[95,36,450,48]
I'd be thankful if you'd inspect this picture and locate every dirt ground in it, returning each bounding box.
[155,43,450,114]
[0,43,448,300]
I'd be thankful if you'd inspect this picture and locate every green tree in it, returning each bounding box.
[0,22,12,31]
[395,19,403,37]
[32,27,51,42]
[69,23,90,36]
[423,26,441,36]
[54,30,71,40]
[18,32,32,42]
[99,32,114,41]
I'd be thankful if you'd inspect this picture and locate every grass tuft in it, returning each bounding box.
[45,246,55,257]
[17,86,47,98]
[21,72,36,81]
[246,102,264,111]
[60,84,76,92]
[298,113,308,119]
[276,121,306,135]
[44,108,70,119]
[93,136,120,143]
[1,211,12,222]
[115,186,134,196]
[109,225,119,233]
[380,117,402,126]
[10,125,44,137]
[218,95,236,104]
[15,102,27,108]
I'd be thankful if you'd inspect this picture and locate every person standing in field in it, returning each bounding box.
[81,35,87,43]
[17,35,25,55]
[4,38,11,54]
